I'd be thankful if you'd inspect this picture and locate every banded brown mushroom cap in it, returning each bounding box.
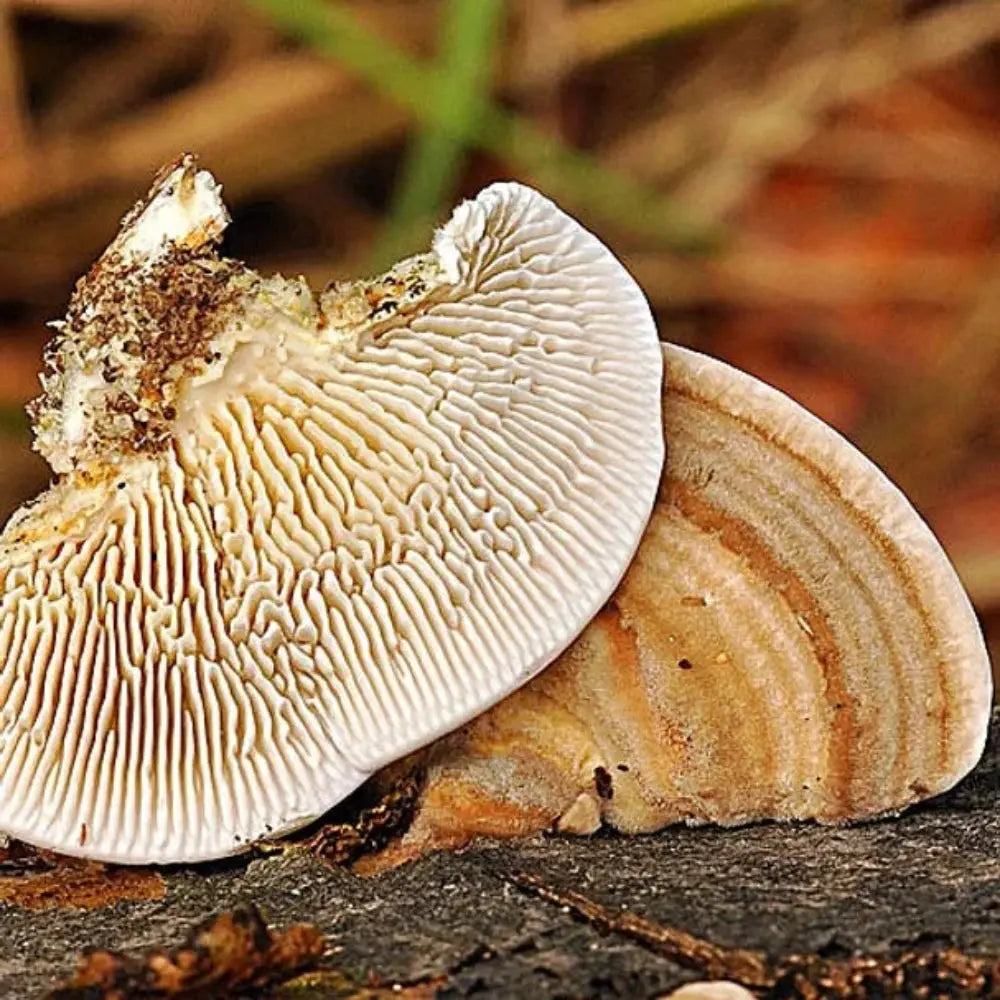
[392,342,992,856]
[0,157,664,863]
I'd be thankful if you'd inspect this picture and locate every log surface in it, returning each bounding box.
[1,710,997,999]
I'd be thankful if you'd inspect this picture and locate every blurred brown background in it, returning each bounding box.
[0,0,997,687]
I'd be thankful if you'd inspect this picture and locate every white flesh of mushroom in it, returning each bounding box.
[0,157,663,863]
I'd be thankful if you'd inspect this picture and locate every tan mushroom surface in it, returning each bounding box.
[664,984,757,1000]
[0,157,663,863]
[388,342,993,859]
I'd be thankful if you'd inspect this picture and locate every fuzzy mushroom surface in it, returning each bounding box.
[0,157,663,863]
[387,342,993,860]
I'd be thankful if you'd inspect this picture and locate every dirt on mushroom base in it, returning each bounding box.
[292,767,423,867]
[28,245,250,480]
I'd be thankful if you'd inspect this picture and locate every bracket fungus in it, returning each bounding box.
[0,157,664,863]
[390,343,994,857]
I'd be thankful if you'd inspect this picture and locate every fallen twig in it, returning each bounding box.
[508,871,1000,998]
[508,870,771,987]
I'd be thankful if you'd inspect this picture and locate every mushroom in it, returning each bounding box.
[665,984,757,1000]
[388,341,993,858]
[0,157,664,863]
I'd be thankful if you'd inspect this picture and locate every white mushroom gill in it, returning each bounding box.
[0,157,664,863]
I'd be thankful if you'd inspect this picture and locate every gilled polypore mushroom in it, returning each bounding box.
[0,157,664,863]
[391,342,994,858]
[0,158,992,866]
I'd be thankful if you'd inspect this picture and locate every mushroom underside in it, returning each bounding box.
[0,164,663,864]
[390,342,993,859]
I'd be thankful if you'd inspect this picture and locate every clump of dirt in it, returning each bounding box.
[29,241,249,475]
[46,903,324,999]
[294,767,423,868]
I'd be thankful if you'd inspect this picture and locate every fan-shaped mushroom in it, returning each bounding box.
[390,342,993,857]
[0,157,663,863]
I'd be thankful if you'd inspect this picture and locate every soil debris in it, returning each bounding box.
[45,903,324,999]
[294,769,422,868]
[0,846,163,911]
[0,838,56,873]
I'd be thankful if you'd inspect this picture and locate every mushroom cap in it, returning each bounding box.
[395,342,993,856]
[0,160,663,862]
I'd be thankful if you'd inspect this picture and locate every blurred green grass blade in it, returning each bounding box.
[246,0,723,254]
[372,0,505,269]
